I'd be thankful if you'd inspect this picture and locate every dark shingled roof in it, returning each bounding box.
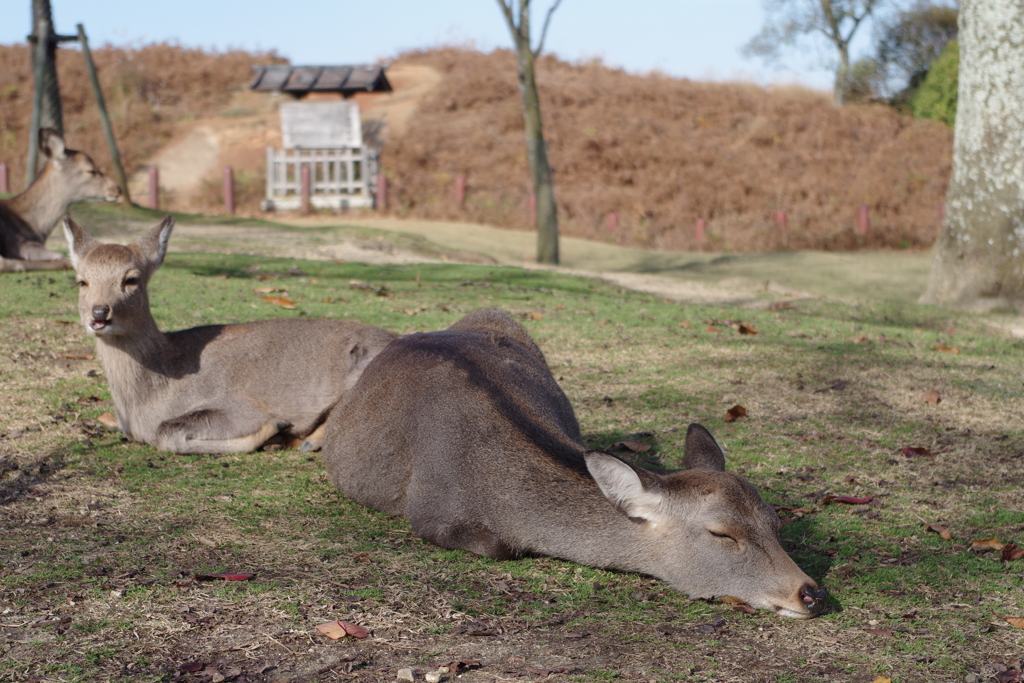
[250,65,392,96]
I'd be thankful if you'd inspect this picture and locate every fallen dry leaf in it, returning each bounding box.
[1002,543,1024,562]
[194,573,255,581]
[922,389,941,406]
[736,323,758,335]
[340,622,369,638]
[822,495,875,505]
[1004,616,1024,629]
[253,287,286,294]
[316,620,348,640]
[970,538,1005,552]
[724,405,747,422]
[932,344,960,354]
[76,395,108,405]
[262,295,296,309]
[320,297,350,303]
[901,446,933,458]
[678,321,693,328]
[180,662,204,673]
[59,352,94,360]
[926,523,953,541]
[719,595,756,612]
[96,412,119,428]
[525,311,543,321]
[863,628,895,636]
[609,440,651,453]
[872,677,893,683]
[705,325,721,333]
[444,661,482,674]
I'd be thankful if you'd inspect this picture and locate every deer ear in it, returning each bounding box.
[585,451,663,522]
[682,423,726,471]
[62,217,95,271]
[135,215,174,267]
[39,128,66,161]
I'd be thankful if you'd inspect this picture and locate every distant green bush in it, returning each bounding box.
[911,40,958,126]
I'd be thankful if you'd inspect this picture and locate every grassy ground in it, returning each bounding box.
[1,216,1023,683]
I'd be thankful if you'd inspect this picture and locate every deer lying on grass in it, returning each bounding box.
[1,129,120,273]
[322,309,826,618]
[64,215,397,454]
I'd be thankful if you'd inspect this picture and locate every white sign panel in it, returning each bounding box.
[280,101,362,149]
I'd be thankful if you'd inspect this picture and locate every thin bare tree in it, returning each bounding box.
[496,0,562,264]
[920,0,1024,312]
[744,0,886,105]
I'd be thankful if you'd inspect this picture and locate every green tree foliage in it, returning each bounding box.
[910,40,958,125]
[875,1,958,97]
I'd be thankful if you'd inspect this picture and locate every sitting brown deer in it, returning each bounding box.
[63,215,396,454]
[1,128,121,272]
[322,309,826,618]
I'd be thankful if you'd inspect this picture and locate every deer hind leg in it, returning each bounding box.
[298,423,328,452]
[155,409,289,454]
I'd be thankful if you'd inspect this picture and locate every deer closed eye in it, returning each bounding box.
[77,280,87,288]
[124,277,139,287]
[709,530,737,541]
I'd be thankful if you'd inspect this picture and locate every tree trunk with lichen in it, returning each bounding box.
[921,0,1024,312]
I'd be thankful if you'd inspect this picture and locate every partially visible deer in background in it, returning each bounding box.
[322,309,827,618]
[64,215,397,454]
[1,128,121,273]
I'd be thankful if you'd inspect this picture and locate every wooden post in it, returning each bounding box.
[528,193,537,229]
[77,23,131,205]
[223,166,235,215]
[148,165,159,210]
[300,163,311,215]
[695,217,707,247]
[607,212,618,234]
[857,204,870,236]
[375,173,387,211]
[775,209,789,248]
[454,175,466,208]
[0,163,8,194]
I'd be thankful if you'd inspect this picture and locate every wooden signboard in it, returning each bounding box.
[279,101,362,149]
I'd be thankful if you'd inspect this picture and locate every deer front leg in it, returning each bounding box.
[180,419,290,454]
[298,423,328,452]
[155,409,290,454]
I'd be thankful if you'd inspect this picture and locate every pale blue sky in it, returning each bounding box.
[0,1,884,91]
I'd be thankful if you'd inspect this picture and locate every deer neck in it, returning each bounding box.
[93,318,171,437]
[9,165,72,241]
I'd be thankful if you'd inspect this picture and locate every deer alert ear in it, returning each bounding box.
[134,216,175,268]
[682,423,726,471]
[585,451,664,523]
[39,128,67,162]
[63,217,96,271]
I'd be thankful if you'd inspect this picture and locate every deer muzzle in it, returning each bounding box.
[90,305,111,331]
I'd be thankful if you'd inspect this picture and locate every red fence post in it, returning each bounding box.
[695,217,707,248]
[375,173,388,212]
[454,175,466,208]
[857,204,870,237]
[528,193,536,229]
[775,209,789,248]
[607,212,618,234]
[148,166,159,210]
[300,164,311,215]
[0,162,8,194]
[223,166,235,215]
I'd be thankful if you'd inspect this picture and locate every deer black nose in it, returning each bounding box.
[91,305,110,321]
[800,583,826,614]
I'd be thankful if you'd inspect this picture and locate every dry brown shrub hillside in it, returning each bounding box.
[0,42,281,192]
[383,48,953,251]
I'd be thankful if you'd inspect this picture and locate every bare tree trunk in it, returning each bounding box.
[514,38,558,264]
[920,0,1024,312]
[833,42,850,106]
[497,0,560,265]
[32,0,63,136]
